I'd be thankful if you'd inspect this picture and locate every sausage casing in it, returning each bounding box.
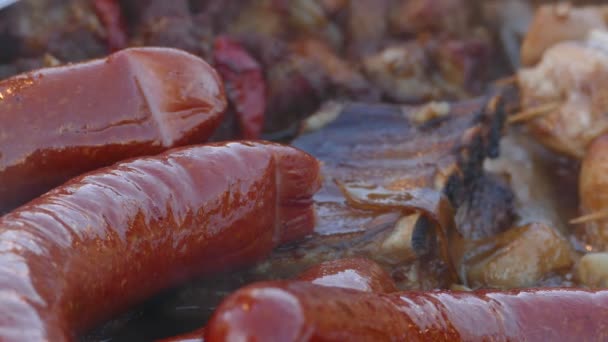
[0,47,227,212]
[0,141,321,341]
[206,282,608,341]
[296,257,397,294]
[160,258,396,342]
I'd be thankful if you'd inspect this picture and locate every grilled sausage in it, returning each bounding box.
[0,47,227,212]
[0,141,321,341]
[206,282,608,341]
[160,258,396,342]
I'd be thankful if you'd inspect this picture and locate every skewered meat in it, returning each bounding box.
[517,30,608,159]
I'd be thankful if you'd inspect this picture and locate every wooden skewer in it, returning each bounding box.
[507,102,560,124]
[570,211,608,225]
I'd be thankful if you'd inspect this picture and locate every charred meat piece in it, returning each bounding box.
[250,96,506,290]
[475,130,581,289]
[298,98,503,228]
[455,173,516,240]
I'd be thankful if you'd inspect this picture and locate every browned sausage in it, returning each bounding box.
[206,282,608,341]
[0,47,227,212]
[0,141,321,341]
[159,258,397,342]
[296,257,397,294]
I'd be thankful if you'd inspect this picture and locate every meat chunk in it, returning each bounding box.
[455,173,516,240]
[517,31,608,158]
[251,96,506,290]
[462,223,574,289]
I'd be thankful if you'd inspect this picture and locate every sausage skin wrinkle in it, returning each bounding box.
[207,282,608,342]
[0,47,227,212]
[0,141,321,341]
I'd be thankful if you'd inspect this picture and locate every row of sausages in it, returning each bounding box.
[162,258,608,342]
[0,43,265,213]
[0,46,607,341]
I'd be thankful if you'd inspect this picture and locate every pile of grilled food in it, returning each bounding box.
[2,1,608,341]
